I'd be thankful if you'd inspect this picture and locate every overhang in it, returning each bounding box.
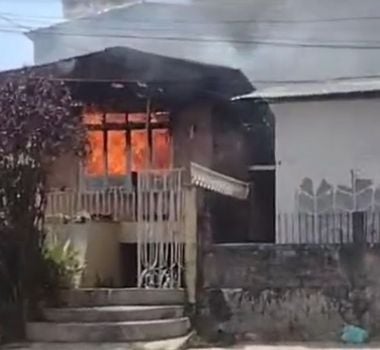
[234,77,380,102]
[0,46,253,100]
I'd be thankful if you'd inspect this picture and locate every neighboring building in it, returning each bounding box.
[28,0,380,88]
[196,82,380,343]
[237,79,380,243]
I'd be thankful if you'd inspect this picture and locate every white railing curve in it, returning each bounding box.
[46,187,137,221]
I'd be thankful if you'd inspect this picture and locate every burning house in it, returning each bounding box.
[1,46,254,290]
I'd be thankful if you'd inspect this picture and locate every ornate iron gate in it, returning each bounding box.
[137,169,185,288]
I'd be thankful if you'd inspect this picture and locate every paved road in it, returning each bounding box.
[5,342,380,350]
[190,344,380,350]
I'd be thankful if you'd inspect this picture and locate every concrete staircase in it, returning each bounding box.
[26,288,191,346]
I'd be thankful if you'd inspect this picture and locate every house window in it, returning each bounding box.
[83,108,171,189]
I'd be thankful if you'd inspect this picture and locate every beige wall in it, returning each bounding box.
[118,222,184,243]
[46,219,187,288]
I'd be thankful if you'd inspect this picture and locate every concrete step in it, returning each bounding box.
[26,317,191,342]
[4,333,192,350]
[44,305,184,322]
[60,288,186,307]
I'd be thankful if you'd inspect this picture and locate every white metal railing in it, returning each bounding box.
[276,211,380,244]
[137,168,185,288]
[46,187,136,221]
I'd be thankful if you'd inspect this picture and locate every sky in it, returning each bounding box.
[0,0,63,71]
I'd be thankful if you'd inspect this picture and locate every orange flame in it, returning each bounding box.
[131,130,148,172]
[108,131,127,175]
[84,109,171,176]
[86,131,105,176]
[153,129,171,169]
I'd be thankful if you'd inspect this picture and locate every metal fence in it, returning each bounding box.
[137,168,185,288]
[276,211,380,244]
[46,187,137,221]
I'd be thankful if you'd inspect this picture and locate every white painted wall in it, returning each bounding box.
[273,98,380,214]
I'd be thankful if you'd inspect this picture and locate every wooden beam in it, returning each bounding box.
[125,113,132,186]
[102,113,109,187]
[87,122,169,131]
[145,98,152,169]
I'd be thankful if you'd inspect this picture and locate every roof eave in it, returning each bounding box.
[235,90,380,103]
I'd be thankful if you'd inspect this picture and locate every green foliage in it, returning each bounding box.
[0,70,86,341]
[42,235,85,290]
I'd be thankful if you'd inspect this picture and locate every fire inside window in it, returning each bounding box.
[83,108,172,187]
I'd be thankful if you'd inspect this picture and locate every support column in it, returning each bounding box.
[184,185,197,304]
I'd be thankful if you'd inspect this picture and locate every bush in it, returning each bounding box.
[0,70,86,341]
[42,235,85,291]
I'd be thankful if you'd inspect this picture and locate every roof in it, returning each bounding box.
[0,46,252,98]
[27,0,380,89]
[234,77,380,101]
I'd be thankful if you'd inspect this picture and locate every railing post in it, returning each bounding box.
[184,185,197,304]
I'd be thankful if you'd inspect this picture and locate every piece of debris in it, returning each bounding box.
[341,325,369,344]
[73,210,91,223]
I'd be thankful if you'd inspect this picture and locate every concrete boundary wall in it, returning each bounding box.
[196,243,380,342]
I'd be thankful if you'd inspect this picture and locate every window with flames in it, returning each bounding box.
[83,107,172,188]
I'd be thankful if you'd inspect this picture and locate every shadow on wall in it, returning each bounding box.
[297,176,380,214]
[279,176,380,244]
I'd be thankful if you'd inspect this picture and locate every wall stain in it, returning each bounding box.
[197,244,380,342]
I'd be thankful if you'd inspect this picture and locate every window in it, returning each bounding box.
[83,108,171,189]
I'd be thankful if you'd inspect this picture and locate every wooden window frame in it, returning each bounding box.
[81,112,172,189]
